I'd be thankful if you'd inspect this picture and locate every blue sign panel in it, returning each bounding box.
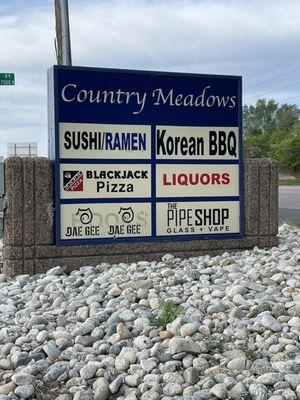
[48,65,243,245]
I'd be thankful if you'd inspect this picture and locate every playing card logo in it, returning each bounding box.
[63,171,83,191]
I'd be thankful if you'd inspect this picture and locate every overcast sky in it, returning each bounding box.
[0,0,300,156]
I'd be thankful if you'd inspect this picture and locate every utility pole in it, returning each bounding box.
[55,0,72,65]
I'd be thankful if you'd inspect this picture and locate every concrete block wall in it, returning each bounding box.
[3,157,278,276]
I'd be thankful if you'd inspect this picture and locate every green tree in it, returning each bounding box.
[243,99,300,136]
[243,99,278,136]
[243,132,272,157]
[291,120,300,135]
[243,99,300,163]
[273,135,300,169]
[275,104,300,133]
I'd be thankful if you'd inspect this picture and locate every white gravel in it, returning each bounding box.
[0,224,300,400]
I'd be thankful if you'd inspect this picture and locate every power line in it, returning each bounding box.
[246,55,300,80]
[244,67,300,91]
[244,82,300,101]
[277,94,300,103]
[244,93,300,104]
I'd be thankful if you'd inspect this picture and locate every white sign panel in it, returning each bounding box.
[59,123,151,159]
[61,202,151,240]
[156,126,238,160]
[156,164,239,197]
[156,201,240,236]
[60,164,151,199]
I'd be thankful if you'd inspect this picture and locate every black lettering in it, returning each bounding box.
[97,181,105,192]
[81,132,89,150]
[195,209,202,226]
[222,208,229,224]
[209,131,218,155]
[219,131,227,156]
[89,132,98,150]
[156,129,166,155]
[228,131,237,157]
[64,131,72,149]
[157,129,204,156]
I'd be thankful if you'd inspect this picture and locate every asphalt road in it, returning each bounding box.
[279,186,300,224]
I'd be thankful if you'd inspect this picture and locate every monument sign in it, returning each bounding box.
[48,66,243,245]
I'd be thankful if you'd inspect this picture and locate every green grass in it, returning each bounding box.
[206,339,261,360]
[207,341,226,353]
[279,179,300,186]
[240,342,261,361]
[152,300,184,329]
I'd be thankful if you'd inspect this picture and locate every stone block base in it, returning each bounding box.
[3,157,278,276]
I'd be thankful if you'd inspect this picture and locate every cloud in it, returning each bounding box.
[0,0,300,155]
[67,0,300,73]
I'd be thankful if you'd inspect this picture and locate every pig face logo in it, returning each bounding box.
[76,208,93,225]
[118,207,134,223]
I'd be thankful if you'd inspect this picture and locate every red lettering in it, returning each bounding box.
[221,173,230,184]
[199,173,210,185]
[189,173,199,185]
[162,172,231,186]
[163,174,172,185]
[211,173,221,184]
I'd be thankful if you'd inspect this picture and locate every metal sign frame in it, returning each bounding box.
[48,65,243,245]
